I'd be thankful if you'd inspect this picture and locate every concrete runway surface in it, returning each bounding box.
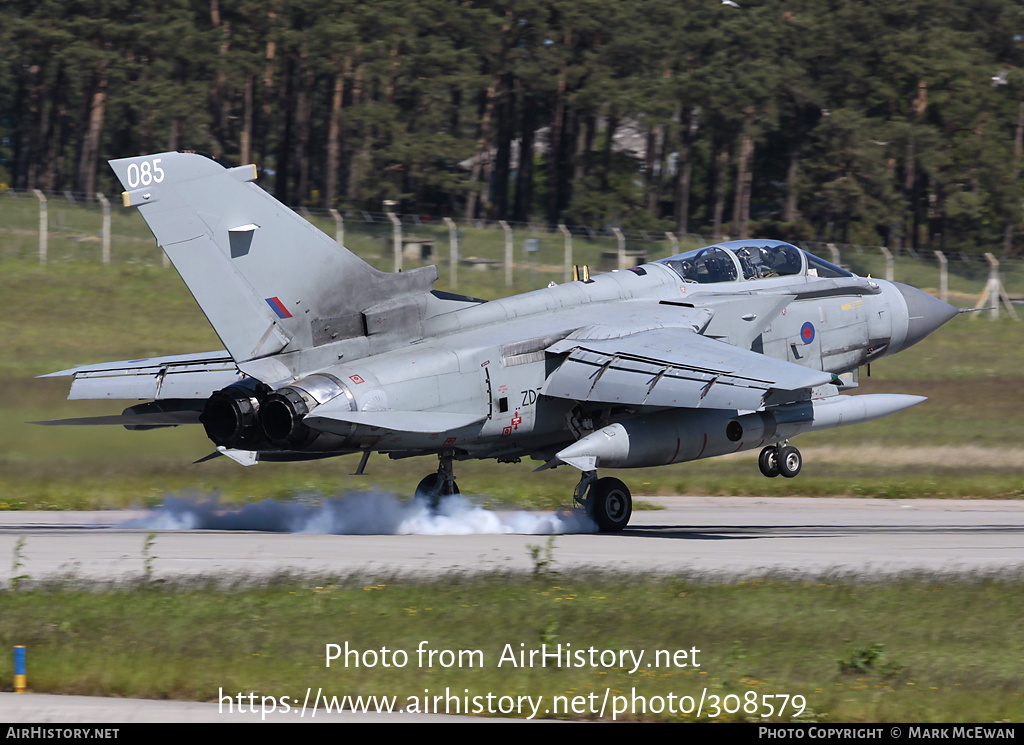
[1,496,1022,723]
[1,496,1022,582]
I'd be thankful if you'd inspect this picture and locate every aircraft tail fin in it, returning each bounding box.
[109,151,437,364]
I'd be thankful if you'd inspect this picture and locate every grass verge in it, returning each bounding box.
[0,572,1021,722]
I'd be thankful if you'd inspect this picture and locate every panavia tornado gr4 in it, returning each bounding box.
[39,151,960,531]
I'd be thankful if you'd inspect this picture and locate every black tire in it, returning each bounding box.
[758,446,780,478]
[588,477,632,532]
[414,473,459,509]
[778,445,802,478]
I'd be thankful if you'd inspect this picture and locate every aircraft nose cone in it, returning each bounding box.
[894,282,959,351]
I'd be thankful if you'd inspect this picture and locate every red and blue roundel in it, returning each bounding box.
[800,321,815,344]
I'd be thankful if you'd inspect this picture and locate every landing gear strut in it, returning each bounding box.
[415,450,459,509]
[574,470,632,532]
[758,443,802,479]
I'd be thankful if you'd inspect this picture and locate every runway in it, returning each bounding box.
[1,496,1022,582]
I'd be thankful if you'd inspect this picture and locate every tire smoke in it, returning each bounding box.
[124,492,598,535]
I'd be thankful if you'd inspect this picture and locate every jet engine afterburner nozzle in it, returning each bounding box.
[260,374,350,448]
[201,384,264,449]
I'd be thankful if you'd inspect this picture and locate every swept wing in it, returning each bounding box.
[40,351,240,400]
[543,326,834,410]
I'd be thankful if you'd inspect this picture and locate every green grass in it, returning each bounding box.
[0,573,1021,722]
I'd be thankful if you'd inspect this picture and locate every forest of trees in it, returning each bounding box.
[3,0,1024,253]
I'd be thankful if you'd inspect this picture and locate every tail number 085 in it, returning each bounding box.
[126,159,165,188]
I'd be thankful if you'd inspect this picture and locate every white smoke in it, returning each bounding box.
[124,492,598,535]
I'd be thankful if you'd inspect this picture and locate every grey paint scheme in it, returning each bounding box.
[43,153,959,518]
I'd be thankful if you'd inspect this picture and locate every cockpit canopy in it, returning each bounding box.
[654,240,852,284]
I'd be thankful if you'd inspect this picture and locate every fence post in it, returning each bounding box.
[933,251,948,302]
[665,231,679,257]
[880,246,894,282]
[444,217,458,288]
[985,253,1000,320]
[386,210,402,272]
[612,227,625,270]
[328,208,344,247]
[974,253,1019,320]
[559,224,572,282]
[32,189,47,264]
[97,193,111,264]
[827,242,841,267]
[499,220,513,288]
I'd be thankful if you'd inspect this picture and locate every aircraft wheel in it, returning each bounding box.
[588,477,632,533]
[414,473,460,509]
[778,446,802,479]
[758,446,780,478]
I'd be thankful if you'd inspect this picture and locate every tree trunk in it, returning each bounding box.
[293,55,312,205]
[273,56,294,204]
[241,72,254,164]
[646,123,662,216]
[41,65,67,192]
[674,107,698,235]
[1003,99,1024,255]
[733,110,754,239]
[491,73,515,220]
[512,94,536,223]
[259,14,277,166]
[209,1,231,157]
[323,61,348,207]
[783,143,800,222]
[601,112,618,191]
[77,65,107,197]
[545,65,567,225]
[16,63,45,190]
[345,61,367,203]
[465,77,497,220]
[712,141,729,241]
[167,120,181,151]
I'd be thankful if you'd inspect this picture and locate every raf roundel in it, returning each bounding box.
[800,321,815,344]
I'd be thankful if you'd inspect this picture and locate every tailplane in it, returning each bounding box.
[109,151,436,363]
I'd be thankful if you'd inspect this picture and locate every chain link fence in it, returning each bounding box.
[2,187,1021,313]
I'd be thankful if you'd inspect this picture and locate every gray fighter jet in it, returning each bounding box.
[39,152,960,531]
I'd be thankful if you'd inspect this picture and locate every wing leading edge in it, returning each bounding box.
[543,326,834,410]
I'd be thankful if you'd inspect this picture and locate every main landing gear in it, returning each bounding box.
[414,450,459,509]
[574,471,632,533]
[758,443,802,479]
[413,450,634,532]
